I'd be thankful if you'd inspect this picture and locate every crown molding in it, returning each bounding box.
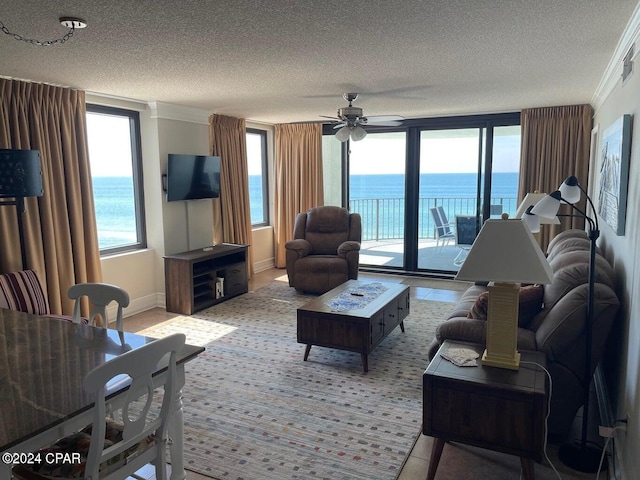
[148,102,212,124]
[592,2,640,109]
[86,91,148,111]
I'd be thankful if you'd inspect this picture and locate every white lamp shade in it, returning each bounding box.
[515,192,560,224]
[559,175,581,204]
[350,126,367,141]
[530,190,562,219]
[455,219,554,284]
[522,209,540,233]
[335,126,351,142]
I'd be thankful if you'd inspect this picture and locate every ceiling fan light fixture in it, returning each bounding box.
[335,125,351,142]
[351,126,367,141]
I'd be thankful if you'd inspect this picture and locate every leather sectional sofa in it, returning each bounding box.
[427,229,621,438]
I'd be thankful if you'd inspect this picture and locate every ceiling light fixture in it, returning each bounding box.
[0,17,87,46]
[335,124,368,142]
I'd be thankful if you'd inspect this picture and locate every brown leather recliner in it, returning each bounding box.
[285,206,362,294]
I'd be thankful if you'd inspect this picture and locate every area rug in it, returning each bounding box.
[140,280,453,480]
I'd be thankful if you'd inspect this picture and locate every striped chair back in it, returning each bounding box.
[0,269,50,315]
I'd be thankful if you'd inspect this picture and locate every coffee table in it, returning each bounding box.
[297,280,410,372]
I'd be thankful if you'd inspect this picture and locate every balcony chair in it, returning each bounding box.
[68,282,130,332]
[13,333,186,480]
[430,206,455,247]
[285,206,361,294]
[453,215,478,266]
[489,204,503,217]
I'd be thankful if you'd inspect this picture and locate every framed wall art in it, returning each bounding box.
[597,114,632,236]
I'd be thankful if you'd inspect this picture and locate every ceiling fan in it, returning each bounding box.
[321,93,404,142]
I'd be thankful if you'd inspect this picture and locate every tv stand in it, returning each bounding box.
[164,244,249,314]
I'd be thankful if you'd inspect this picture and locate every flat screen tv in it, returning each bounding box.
[166,154,221,202]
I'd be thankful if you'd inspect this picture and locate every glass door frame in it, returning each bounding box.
[323,111,521,276]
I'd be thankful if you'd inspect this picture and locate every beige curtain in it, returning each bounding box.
[273,123,323,268]
[208,114,254,277]
[518,104,593,250]
[0,78,102,314]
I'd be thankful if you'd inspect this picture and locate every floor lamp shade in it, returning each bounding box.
[0,150,44,270]
[455,219,554,369]
[0,150,44,198]
[515,193,560,224]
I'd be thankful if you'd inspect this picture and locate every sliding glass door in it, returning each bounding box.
[417,128,482,271]
[323,113,521,275]
[348,132,407,268]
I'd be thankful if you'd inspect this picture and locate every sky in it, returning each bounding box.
[87,115,520,177]
[349,127,521,175]
[86,112,133,177]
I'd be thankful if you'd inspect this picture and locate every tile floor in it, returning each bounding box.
[123,269,600,480]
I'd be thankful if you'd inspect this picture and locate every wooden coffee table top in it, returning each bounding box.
[297,280,409,319]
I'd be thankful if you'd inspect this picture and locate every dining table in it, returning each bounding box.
[0,307,204,480]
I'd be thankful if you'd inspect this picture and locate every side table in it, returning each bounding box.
[423,341,548,480]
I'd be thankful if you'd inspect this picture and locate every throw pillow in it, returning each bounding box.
[467,284,544,328]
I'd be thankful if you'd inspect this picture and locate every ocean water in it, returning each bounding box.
[92,177,137,249]
[348,172,519,240]
[94,173,518,248]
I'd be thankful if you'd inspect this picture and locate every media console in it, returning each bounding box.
[164,244,249,314]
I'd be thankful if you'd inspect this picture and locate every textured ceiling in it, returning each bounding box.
[0,1,638,124]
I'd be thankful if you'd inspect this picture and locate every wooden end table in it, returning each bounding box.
[423,341,548,480]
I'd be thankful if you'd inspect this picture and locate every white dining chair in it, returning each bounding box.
[68,282,130,331]
[12,333,186,480]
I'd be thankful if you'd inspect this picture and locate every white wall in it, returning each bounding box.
[86,100,276,314]
[591,5,640,476]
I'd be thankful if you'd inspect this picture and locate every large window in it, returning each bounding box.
[323,113,520,275]
[246,129,269,226]
[86,105,146,254]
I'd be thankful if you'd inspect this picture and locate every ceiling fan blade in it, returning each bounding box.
[320,115,340,120]
[364,115,405,123]
[333,123,347,129]
[363,120,404,127]
[361,115,404,127]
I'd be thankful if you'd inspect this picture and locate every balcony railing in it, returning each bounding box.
[349,197,518,241]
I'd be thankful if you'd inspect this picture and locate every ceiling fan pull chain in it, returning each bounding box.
[0,17,86,46]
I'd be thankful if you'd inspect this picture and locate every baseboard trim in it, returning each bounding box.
[104,292,165,323]
[254,258,275,273]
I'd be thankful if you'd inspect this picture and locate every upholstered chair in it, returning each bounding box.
[285,206,362,294]
[0,269,50,315]
[0,269,78,322]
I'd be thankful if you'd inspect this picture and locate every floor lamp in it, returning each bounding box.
[0,150,44,270]
[530,175,603,473]
[515,192,560,245]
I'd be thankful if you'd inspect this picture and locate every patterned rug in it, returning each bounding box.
[140,279,454,480]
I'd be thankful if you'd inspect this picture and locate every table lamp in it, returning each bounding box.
[455,218,554,370]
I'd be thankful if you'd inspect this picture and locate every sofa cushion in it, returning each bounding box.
[546,229,588,256]
[467,284,544,328]
[547,237,602,262]
[448,284,487,319]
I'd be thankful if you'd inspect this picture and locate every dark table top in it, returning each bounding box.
[297,280,409,319]
[425,340,547,395]
[0,308,203,451]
